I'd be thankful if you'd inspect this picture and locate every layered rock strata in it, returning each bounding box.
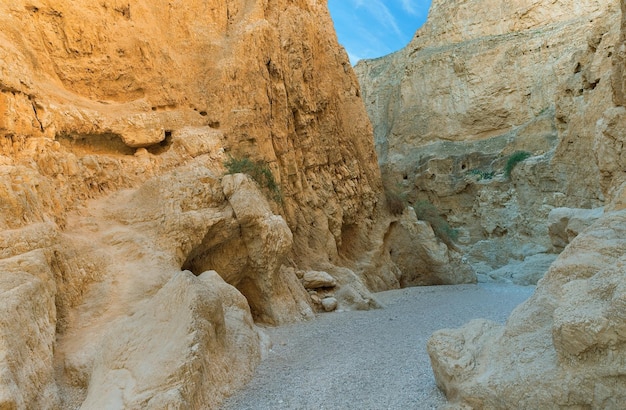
[423,0,626,407]
[0,0,468,408]
[356,0,618,283]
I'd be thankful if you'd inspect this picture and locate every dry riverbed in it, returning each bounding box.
[221,283,535,409]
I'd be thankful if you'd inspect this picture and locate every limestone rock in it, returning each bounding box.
[424,0,626,405]
[383,208,475,286]
[357,0,615,154]
[301,271,337,290]
[0,0,392,407]
[217,173,314,324]
[81,271,263,410]
[427,210,626,408]
[321,297,338,312]
[0,250,59,410]
[49,161,319,409]
[356,0,617,283]
[548,207,604,251]
[479,253,557,285]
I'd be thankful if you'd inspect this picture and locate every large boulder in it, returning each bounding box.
[428,210,626,408]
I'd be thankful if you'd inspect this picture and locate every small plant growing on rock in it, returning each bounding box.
[468,169,495,181]
[384,186,408,216]
[504,151,531,178]
[224,155,282,202]
[413,200,459,247]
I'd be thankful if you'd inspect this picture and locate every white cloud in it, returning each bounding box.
[353,0,404,40]
[400,0,417,15]
[400,0,430,18]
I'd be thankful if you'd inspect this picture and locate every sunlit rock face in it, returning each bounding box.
[0,0,409,408]
[356,0,618,284]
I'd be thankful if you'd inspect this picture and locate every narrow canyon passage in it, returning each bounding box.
[221,283,534,409]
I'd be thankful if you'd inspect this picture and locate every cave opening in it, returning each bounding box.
[180,224,272,323]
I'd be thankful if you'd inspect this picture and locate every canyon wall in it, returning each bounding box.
[356,0,618,283]
[428,8,626,402]
[0,0,471,408]
[353,0,626,406]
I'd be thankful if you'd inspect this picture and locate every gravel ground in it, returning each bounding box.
[220,283,535,410]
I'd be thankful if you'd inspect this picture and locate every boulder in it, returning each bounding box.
[383,208,476,286]
[0,250,59,409]
[428,210,626,408]
[548,207,604,251]
[321,297,338,312]
[79,270,264,409]
[301,271,337,290]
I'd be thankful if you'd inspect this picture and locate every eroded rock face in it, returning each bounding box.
[0,0,396,408]
[428,210,626,409]
[424,0,626,406]
[383,207,475,286]
[355,0,618,283]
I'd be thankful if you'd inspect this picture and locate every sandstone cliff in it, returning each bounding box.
[352,0,626,406]
[0,0,449,408]
[356,0,618,283]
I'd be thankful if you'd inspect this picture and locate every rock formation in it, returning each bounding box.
[356,0,618,284]
[0,0,474,408]
[348,0,626,407]
[428,209,626,408]
[355,0,626,406]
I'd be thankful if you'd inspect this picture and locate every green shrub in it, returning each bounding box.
[504,151,531,177]
[385,187,407,216]
[413,200,459,246]
[468,169,495,181]
[224,156,282,202]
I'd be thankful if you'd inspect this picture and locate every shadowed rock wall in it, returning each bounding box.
[356,0,618,284]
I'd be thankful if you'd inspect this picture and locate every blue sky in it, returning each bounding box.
[328,0,432,64]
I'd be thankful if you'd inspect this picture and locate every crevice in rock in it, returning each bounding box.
[147,130,173,155]
[30,99,44,132]
[57,132,135,156]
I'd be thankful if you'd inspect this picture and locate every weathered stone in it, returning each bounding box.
[355,0,626,406]
[0,250,59,409]
[428,210,626,408]
[356,0,617,283]
[383,208,475,286]
[0,0,393,407]
[301,270,337,290]
[423,4,626,403]
[480,253,557,285]
[80,271,263,410]
[548,207,604,251]
[321,297,338,312]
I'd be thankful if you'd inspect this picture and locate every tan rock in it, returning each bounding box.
[428,210,626,408]
[480,253,557,285]
[301,270,337,290]
[0,250,59,410]
[356,0,617,283]
[425,1,626,405]
[80,271,262,410]
[384,207,475,286]
[0,0,495,406]
[548,207,604,251]
[321,297,338,312]
[219,173,314,324]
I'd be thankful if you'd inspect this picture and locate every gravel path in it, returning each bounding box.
[220,283,535,410]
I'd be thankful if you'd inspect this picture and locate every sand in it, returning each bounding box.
[221,283,535,409]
